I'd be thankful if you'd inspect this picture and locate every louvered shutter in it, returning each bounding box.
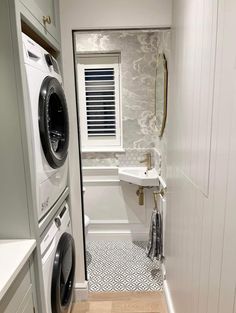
[77,55,122,151]
[85,68,116,137]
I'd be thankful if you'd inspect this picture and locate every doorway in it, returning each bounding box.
[73,28,170,293]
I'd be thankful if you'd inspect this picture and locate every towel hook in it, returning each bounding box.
[153,187,166,209]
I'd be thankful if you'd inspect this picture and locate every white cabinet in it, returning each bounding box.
[0,263,35,313]
[20,0,60,46]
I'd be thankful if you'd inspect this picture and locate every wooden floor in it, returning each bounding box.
[72,291,168,313]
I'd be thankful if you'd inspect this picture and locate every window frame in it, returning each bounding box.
[76,53,123,152]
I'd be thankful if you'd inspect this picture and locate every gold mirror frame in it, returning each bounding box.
[155,53,168,138]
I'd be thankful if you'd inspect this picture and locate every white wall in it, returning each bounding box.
[165,1,236,313]
[60,0,172,29]
[59,0,172,289]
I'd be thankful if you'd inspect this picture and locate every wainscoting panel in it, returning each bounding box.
[170,0,218,197]
[83,167,160,241]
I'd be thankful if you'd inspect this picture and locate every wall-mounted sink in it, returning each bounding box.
[118,167,160,187]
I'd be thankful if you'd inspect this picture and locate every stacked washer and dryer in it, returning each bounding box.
[22,33,75,313]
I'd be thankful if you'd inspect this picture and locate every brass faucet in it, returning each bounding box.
[139,152,152,170]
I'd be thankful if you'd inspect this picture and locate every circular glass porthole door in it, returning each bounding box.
[39,76,69,169]
[51,233,75,313]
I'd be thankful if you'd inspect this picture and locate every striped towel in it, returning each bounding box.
[146,208,163,261]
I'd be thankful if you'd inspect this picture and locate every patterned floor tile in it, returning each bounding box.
[86,240,163,292]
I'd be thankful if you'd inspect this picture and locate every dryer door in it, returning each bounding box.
[51,232,75,313]
[39,76,69,169]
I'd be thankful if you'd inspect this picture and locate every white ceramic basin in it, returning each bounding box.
[118,167,160,187]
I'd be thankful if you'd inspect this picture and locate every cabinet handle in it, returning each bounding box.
[43,15,51,25]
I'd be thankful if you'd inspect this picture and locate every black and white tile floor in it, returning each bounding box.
[86,240,163,292]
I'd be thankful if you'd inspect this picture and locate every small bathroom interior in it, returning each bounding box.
[1,1,236,313]
[75,28,169,292]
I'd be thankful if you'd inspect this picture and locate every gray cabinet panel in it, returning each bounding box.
[17,287,34,313]
[0,263,35,313]
[20,0,60,45]
[0,0,31,238]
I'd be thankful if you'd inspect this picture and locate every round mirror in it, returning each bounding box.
[155,53,168,138]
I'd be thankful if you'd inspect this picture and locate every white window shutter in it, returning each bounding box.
[76,55,122,151]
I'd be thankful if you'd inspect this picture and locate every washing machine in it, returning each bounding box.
[41,201,75,313]
[22,33,69,221]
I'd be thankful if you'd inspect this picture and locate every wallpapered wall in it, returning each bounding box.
[74,30,170,174]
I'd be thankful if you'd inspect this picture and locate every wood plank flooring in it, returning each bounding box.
[72,291,168,313]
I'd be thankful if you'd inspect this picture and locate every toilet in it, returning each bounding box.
[84,214,90,237]
[83,187,90,242]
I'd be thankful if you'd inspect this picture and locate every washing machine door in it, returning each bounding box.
[51,232,75,313]
[39,76,69,169]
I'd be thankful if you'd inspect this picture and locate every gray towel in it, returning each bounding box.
[146,209,163,261]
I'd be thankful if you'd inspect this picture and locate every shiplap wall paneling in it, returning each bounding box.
[166,1,236,313]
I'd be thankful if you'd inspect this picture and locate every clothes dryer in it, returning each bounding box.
[22,33,69,220]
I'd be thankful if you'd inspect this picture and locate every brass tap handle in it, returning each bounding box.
[139,153,152,170]
[139,154,147,162]
[144,152,151,160]
[43,15,51,25]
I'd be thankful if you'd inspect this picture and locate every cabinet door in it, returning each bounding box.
[0,264,36,313]
[18,288,34,313]
[20,0,60,43]
[21,300,34,313]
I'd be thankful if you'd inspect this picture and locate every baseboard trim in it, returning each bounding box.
[161,262,167,281]
[90,219,141,224]
[163,280,175,313]
[88,231,148,241]
[74,281,89,301]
